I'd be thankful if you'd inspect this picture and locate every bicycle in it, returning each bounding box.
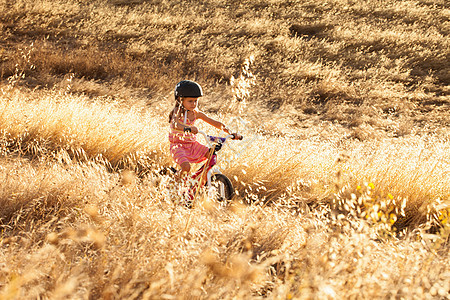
[165,130,243,207]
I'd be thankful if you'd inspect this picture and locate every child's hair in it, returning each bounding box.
[168,97,184,123]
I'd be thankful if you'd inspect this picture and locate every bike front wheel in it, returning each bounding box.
[210,174,234,202]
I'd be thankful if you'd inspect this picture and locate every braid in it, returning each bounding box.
[168,98,185,123]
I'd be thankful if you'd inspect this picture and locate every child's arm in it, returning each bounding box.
[196,111,229,133]
[196,111,242,139]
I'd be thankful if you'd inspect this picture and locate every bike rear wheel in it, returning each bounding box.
[210,174,234,202]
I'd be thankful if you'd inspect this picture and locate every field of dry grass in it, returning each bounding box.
[0,0,449,299]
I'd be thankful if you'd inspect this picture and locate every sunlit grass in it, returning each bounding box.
[1,72,449,300]
[0,0,449,298]
[0,88,170,169]
[0,87,448,298]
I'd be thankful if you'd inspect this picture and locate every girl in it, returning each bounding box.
[169,80,241,176]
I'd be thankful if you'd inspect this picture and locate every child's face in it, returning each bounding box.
[182,97,198,111]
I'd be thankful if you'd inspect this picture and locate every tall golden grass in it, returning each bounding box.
[0,83,448,299]
[0,0,449,298]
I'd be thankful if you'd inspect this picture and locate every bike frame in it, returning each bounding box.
[191,131,234,189]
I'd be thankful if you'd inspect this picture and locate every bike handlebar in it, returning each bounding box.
[197,130,242,147]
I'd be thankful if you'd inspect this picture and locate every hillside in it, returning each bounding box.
[1,0,449,134]
[0,0,449,299]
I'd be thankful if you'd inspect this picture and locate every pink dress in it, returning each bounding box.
[169,113,209,166]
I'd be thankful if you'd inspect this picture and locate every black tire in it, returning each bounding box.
[210,174,234,202]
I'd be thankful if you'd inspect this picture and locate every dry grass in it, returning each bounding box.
[0,87,169,169]
[0,0,449,298]
[0,85,448,299]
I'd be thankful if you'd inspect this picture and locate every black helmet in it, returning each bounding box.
[174,80,203,99]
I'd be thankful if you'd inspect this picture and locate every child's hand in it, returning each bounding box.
[183,126,198,134]
[191,126,199,134]
[232,133,243,140]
